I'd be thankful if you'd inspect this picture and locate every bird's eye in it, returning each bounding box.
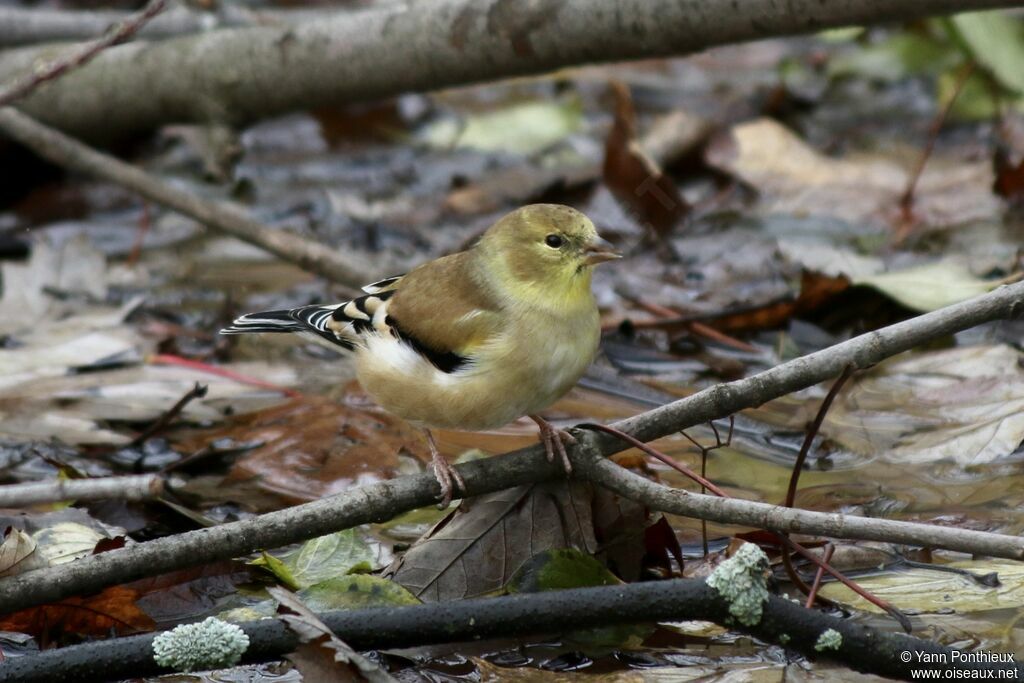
[544,234,564,248]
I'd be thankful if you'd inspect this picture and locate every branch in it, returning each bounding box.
[0,474,164,508]
[0,108,374,287]
[0,0,1020,141]
[1,579,1018,683]
[0,281,1019,615]
[0,0,166,108]
[0,6,353,48]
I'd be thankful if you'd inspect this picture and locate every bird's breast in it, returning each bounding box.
[354,304,599,431]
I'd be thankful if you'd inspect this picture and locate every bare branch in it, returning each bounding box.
[0,108,374,287]
[0,474,164,508]
[0,0,166,108]
[0,281,1019,615]
[2,578,1019,683]
[0,0,1020,141]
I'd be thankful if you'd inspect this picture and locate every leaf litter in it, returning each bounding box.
[2,18,1024,681]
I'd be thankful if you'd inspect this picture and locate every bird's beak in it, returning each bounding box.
[583,237,621,266]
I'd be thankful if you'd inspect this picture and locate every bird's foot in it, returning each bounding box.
[529,414,575,475]
[423,429,465,508]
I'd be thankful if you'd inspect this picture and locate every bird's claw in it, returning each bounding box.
[530,415,574,475]
[423,429,465,508]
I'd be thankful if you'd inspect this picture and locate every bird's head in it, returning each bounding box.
[478,204,619,304]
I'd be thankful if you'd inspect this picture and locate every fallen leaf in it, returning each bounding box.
[705,118,1002,230]
[421,98,582,155]
[820,559,1024,614]
[506,548,651,650]
[603,82,687,239]
[269,586,394,683]
[824,345,1024,465]
[384,481,598,601]
[854,260,1004,312]
[948,11,1024,95]
[0,585,154,639]
[506,548,621,593]
[212,395,425,503]
[0,528,45,578]
[300,575,420,612]
[32,522,107,565]
[253,529,376,589]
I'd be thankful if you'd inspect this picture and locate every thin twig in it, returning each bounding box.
[0,282,1021,615]
[587,421,911,631]
[0,109,374,287]
[784,364,855,508]
[580,423,728,496]
[779,365,854,605]
[0,0,166,108]
[128,382,208,448]
[806,543,835,609]
[897,60,976,236]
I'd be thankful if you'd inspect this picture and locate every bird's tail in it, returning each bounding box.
[220,310,305,335]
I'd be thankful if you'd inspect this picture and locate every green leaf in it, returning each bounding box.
[506,548,621,594]
[854,261,1002,312]
[948,11,1024,94]
[252,529,375,590]
[506,550,649,652]
[828,33,956,83]
[250,551,300,591]
[420,99,582,155]
[299,575,421,612]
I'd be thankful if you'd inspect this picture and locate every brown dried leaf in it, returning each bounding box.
[0,585,154,638]
[383,480,598,601]
[269,586,394,683]
[603,81,688,239]
[706,118,1001,230]
[189,395,426,503]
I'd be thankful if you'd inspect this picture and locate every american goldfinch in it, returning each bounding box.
[222,204,619,505]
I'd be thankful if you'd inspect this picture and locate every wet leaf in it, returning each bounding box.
[216,396,425,503]
[0,585,154,638]
[299,575,420,612]
[506,549,650,652]
[948,11,1024,94]
[32,522,107,565]
[827,32,957,82]
[269,586,395,683]
[820,560,1024,614]
[0,528,45,578]
[384,481,598,601]
[855,260,1004,312]
[421,99,582,155]
[705,118,1001,230]
[254,529,376,590]
[603,82,687,238]
[506,548,621,593]
[824,345,1024,465]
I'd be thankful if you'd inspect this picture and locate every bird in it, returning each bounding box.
[221,204,620,506]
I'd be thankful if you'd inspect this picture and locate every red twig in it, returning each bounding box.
[0,0,167,108]
[584,413,913,632]
[680,417,734,556]
[780,365,854,607]
[784,364,855,508]
[806,543,835,609]
[897,60,976,235]
[149,353,300,397]
[580,423,728,497]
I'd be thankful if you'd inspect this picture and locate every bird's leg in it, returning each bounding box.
[423,429,465,508]
[529,414,575,475]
